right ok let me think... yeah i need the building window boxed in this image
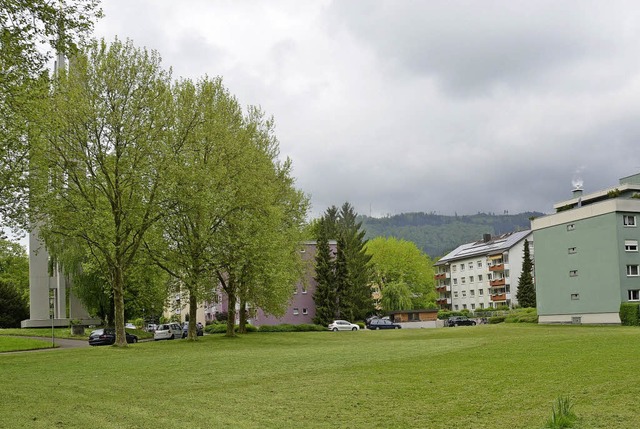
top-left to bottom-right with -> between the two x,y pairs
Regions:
623,215 -> 637,227
301,285 -> 308,294
471,303 -> 476,310
469,262 -> 474,269
452,265 -> 457,272
480,303 -> 484,309
453,278 -> 458,285
461,277 -> 466,284
568,247 -> 577,254
302,308 -> 308,315
569,270 -> 578,277
625,240 -> 638,252
293,308 -> 299,315
470,290 -> 475,297
454,305 -> 459,310
571,293 -> 579,300
629,290 -> 640,301
567,224 -> 575,231
479,289 -> 483,296
460,263 -> 465,271
627,265 -> 640,277
478,274 -> 483,282
477,260 -> 483,268
462,304 -> 467,309
469,276 -> 474,283
453,291 -> 459,298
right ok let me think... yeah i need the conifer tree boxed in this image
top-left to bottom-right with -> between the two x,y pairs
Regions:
312,218 -> 336,325
516,239 -> 536,308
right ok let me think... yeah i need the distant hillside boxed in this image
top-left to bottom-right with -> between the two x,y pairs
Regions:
360,211 -> 543,259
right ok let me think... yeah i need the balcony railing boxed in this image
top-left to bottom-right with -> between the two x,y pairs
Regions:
434,272 -> 450,280
488,263 -> 508,272
489,278 -> 506,287
436,284 -> 451,292
436,297 -> 452,305
491,293 -> 507,302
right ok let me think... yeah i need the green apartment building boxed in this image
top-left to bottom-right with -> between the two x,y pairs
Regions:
532,173 -> 640,324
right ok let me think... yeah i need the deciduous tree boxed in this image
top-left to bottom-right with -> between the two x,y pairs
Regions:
30,39 -> 172,346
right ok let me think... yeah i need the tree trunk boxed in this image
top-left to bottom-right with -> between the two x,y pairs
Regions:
226,291 -> 236,337
188,291 -> 198,340
113,264 -> 127,347
238,298 -> 247,334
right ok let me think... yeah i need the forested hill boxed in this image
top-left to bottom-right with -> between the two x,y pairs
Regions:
359,211 -> 544,259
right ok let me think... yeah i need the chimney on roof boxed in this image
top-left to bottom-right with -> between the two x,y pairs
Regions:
572,188 -> 583,198
483,233 -> 492,243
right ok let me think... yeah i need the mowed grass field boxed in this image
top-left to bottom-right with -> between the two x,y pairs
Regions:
1,324 -> 639,429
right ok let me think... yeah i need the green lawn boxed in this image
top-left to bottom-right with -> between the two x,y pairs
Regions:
0,336 -> 54,353
0,327 -> 153,341
0,324 -> 638,428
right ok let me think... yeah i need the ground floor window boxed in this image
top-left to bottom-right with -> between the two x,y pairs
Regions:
627,265 -> 639,276
629,290 -> 640,301
293,308 -> 299,315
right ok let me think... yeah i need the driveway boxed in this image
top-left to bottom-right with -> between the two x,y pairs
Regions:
0,336 -> 90,355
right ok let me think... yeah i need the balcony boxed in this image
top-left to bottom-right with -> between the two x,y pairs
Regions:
436,284 -> 451,292
434,272 -> 450,280
489,263 -> 508,272
491,293 -> 508,302
489,278 -> 506,287
436,297 -> 452,305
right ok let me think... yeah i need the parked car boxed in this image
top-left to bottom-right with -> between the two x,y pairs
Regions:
328,320 -> 359,331
366,318 -> 402,330
88,328 -> 138,346
145,323 -> 157,332
154,323 -> 183,340
446,316 -> 477,327
125,323 -> 136,330
181,322 -> 204,338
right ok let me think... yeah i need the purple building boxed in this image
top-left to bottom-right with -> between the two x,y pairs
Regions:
204,241 -> 336,326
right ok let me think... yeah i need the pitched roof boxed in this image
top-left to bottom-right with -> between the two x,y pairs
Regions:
435,230 -> 531,265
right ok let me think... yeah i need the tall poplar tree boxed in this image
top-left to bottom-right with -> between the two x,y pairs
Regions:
516,239 -> 536,308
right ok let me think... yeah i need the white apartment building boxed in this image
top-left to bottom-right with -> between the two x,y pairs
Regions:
434,231 -> 532,312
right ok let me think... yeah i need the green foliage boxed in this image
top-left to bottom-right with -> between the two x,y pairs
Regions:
437,310 -> 464,320
204,323 -> 257,334
0,239 -> 29,302
0,0 -> 102,232
619,303 -> 640,326
0,280 -> 29,328
366,236 -> 436,311
516,239 -> 536,308
545,396 -> 577,428
489,316 -> 506,324
258,324 -> 325,332
313,203 -> 373,325
380,281 -> 413,311
504,308 -> 538,323
360,211 -> 540,258
30,39 -> 173,345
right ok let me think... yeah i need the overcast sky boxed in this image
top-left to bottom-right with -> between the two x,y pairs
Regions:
94,0 -> 640,218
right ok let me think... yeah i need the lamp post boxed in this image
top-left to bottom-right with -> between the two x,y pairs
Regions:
49,287 -> 55,347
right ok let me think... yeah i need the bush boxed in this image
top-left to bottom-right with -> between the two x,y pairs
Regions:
620,303 -> 640,326
204,323 -> 258,334
437,310 -> 464,320
258,324 -> 326,332
504,308 -> 538,323
0,281 -> 29,328
489,316 -> 506,324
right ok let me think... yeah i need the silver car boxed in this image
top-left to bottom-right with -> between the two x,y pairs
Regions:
153,323 -> 182,340
328,320 -> 359,331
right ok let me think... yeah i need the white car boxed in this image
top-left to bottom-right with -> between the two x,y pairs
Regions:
328,320 -> 359,331
154,323 -> 183,340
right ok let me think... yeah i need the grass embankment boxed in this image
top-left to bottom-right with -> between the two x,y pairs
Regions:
0,324 -> 638,429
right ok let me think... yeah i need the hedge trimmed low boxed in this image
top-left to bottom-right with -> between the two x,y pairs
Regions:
620,303 -> 640,326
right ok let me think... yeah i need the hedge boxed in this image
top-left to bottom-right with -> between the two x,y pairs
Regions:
620,303 -> 640,326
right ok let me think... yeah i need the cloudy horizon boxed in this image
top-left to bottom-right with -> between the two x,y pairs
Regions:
88,1 -> 640,219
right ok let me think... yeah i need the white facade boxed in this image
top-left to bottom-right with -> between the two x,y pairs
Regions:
435,231 -> 533,312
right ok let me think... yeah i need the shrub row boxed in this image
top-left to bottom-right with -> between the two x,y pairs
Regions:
204,323 -> 326,334
620,303 -> 640,326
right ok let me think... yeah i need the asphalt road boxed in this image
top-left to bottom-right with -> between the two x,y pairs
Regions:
1,336 -> 90,355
